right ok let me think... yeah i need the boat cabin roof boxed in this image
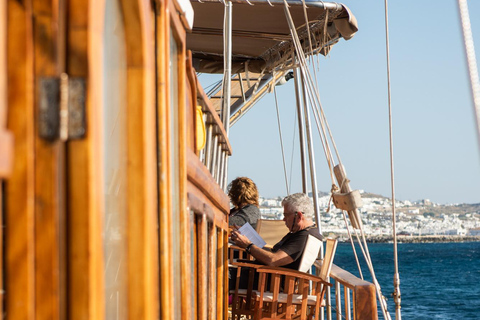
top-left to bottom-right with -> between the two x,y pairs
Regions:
187,0 -> 358,74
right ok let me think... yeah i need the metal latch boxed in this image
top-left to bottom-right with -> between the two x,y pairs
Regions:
39,73 -> 86,141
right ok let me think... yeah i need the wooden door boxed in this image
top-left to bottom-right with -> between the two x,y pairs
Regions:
66,0 -> 159,319
5,0 -> 159,319
6,1 -> 67,319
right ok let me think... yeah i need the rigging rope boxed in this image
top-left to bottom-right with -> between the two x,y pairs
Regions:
289,107 -> 298,190
282,3 -> 337,187
282,2 -> 393,319
273,84 -> 290,195
341,211 -> 363,280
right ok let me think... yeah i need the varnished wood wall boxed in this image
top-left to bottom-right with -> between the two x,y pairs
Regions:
3,0 -> 230,320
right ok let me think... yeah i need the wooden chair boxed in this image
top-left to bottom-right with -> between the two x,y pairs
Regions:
230,235 -> 333,320
253,238 -> 338,320
230,219 -> 288,319
255,219 -> 289,248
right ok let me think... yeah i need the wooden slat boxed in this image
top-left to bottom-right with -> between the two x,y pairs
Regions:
0,132 -> 13,178
193,210 -> 199,320
0,0 -> 3,279
6,1 -> 35,319
175,6 -> 191,320
187,148 -> 230,212
0,0 -> 13,179
344,287 -> 351,320
155,0 -> 174,318
187,181 -> 229,231
0,0 -> 5,129
32,1 -> 65,319
223,230 -> 229,320
186,51 -> 197,153
67,0 -> 104,319
0,184 -> 3,315
197,214 -> 208,320
335,281 -> 341,320
207,223 -> 216,320
120,0 -> 160,319
216,228 -> 224,320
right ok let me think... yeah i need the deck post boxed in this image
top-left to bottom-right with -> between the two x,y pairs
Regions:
222,0 -> 232,136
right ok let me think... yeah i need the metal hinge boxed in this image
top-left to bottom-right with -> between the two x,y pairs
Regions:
38,73 -> 86,141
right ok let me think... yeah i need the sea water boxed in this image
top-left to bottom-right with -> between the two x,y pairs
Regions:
334,242 -> 480,319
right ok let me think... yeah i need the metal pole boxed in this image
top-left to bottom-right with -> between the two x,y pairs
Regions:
300,69 -> 322,236
222,0 -> 233,137
223,152 -> 229,192
293,67 -> 308,194
383,0 -> 400,319
205,124 -> 213,169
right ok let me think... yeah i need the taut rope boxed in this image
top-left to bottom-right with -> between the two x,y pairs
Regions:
273,85 -> 290,195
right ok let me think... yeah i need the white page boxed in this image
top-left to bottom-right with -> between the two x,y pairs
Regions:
238,222 -> 266,248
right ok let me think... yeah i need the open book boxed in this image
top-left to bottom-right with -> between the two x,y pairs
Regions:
238,222 -> 266,248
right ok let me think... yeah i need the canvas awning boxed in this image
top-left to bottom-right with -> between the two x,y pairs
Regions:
187,0 -> 358,74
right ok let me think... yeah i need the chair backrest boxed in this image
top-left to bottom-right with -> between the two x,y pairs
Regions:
319,238 -> 338,281
297,235 -> 322,273
255,219 -> 289,247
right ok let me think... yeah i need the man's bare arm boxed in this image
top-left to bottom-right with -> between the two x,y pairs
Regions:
231,230 -> 293,267
248,244 -> 293,267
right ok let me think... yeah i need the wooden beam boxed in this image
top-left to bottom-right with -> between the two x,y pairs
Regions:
155,0 -> 174,318
67,0 -> 104,319
6,1 -> 35,318
120,0 -> 159,317
31,0 -> 66,318
0,0 -> 13,179
187,148 -> 230,213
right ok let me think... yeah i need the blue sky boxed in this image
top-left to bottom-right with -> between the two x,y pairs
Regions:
200,0 -> 480,204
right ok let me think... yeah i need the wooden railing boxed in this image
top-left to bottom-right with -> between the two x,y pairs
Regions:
186,56 -> 231,320
196,81 -> 232,191
314,262 -> 378,320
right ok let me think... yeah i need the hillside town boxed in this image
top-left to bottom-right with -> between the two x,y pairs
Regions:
259,191 -> 480,240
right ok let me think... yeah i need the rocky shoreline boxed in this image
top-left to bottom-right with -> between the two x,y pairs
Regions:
363,235 -> 480,243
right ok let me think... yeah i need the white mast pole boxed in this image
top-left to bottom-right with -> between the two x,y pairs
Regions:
221,0 -> 232,191
222,0 -> 232,137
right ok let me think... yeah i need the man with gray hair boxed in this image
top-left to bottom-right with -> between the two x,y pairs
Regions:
231,192 -> 322,270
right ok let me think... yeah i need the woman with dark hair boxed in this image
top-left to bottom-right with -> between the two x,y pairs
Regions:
227,177 -> 260,230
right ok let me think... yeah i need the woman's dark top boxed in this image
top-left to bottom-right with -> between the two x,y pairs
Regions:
229,204 -> 260,230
